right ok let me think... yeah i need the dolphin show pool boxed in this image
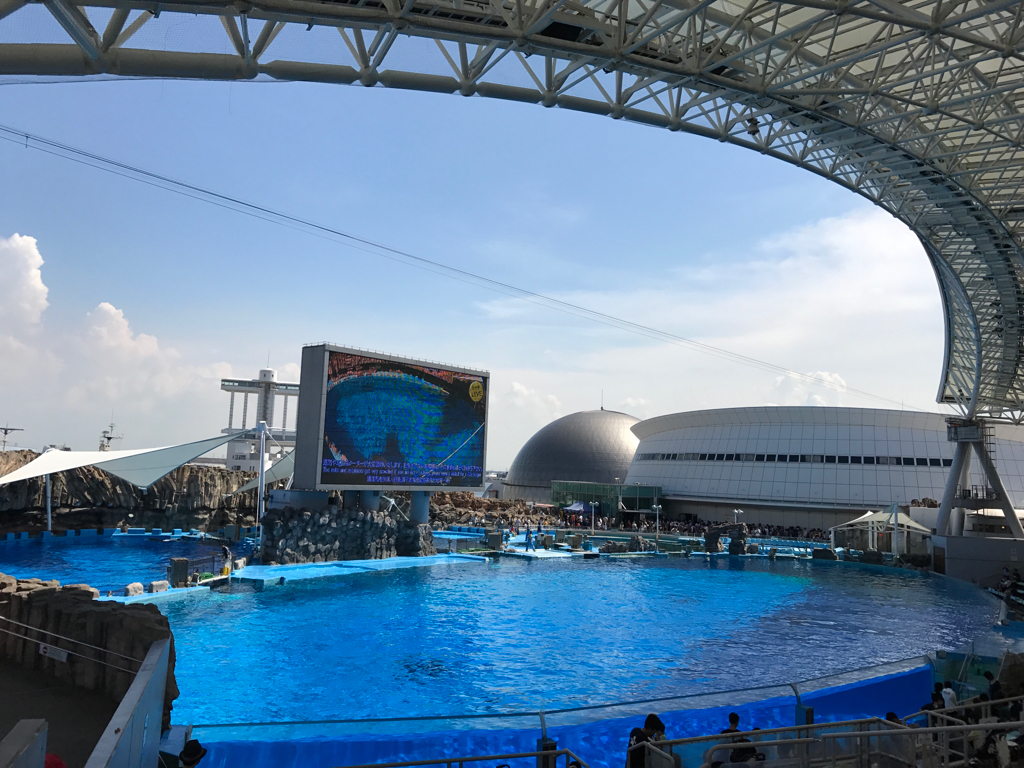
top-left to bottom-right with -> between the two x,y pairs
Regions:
0,540 -> 1008,768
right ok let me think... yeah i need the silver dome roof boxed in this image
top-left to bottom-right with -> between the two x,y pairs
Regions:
504,410 -> 639,495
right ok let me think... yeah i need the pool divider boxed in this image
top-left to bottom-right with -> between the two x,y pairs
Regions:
189,655 -> 934,768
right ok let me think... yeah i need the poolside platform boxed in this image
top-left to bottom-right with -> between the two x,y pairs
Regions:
231,553 -> 488,589
98,585 -> 212,604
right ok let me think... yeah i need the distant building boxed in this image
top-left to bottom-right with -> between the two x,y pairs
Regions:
502,410 -> 639,503
484,470 -> 506,499
624,406 -> 1024,530
221,369 -> 299,472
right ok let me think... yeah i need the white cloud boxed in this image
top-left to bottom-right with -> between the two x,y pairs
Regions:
0,234 -> 48,325
479,208 -> 947,465
768,371 -> 848,407
84,302 -> 161,357
0,234 -> 250,451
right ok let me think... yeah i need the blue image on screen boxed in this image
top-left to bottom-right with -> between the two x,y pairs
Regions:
320,354 -> 485,487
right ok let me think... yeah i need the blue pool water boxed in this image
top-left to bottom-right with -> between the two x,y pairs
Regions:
163,556 -> 998,727
0,537 -> 248,592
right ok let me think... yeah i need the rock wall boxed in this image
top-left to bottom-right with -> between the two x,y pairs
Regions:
261,505 -> 437,564
0,449 -> 283,534
0,573 -> 178,730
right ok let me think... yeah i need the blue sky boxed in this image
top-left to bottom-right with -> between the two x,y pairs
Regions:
0,79 -> 948,466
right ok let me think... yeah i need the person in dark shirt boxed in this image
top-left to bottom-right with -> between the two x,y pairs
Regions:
626,714 -> 666,768
984,671 -> 1004,701
721,712 -> 741,736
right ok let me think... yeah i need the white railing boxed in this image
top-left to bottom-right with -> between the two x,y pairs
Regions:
0,720 -> 47,768
84,638 -> 170,768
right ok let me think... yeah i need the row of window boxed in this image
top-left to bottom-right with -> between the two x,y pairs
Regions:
635,452 -> 953,467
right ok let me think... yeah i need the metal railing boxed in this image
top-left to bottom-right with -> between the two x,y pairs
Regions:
0,615 -> 143,673
631,717 -> 1024,768
333,747 -> 588,768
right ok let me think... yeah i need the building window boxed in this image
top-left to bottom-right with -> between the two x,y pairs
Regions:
800,455 -> 812,462
943,458 -> 952,467
825,455 -> 836,464
930,458 -> 941,467
742,453 -> 755,461
755,454 -> 765,461
716,454 -> 725,460
699,454 -> 708,460
851,456 -> 862,464
838,456 -> 849,464
725,454 -> 735,461
916,458 -> 928,466
766,454 -> 776,461
790,455 -> 800,462
864,456 -> 875,464
903,457 -> 915,466
813,455 -> 825,463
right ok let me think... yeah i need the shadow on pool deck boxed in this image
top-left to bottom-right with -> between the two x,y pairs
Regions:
0,657 -> 118,768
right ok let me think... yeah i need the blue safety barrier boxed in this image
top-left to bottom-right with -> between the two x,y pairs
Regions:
195,661 -> 932,768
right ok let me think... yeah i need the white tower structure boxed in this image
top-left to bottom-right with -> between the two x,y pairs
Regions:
221,369 -> 299,472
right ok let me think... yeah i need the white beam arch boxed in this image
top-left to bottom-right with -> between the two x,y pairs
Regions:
3,0 -> 1024,418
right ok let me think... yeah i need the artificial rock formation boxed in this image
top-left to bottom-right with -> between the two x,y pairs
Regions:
260,505 -> 437,565
0,573 -> 178,730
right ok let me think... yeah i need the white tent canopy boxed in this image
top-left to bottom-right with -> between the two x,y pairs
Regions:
831,505 -> 931,535
0,433 -> 239,489
231,451 -> 294,495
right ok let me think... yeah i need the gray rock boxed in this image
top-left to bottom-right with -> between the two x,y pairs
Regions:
124,582 -> 144,596
147,580 -> 169,593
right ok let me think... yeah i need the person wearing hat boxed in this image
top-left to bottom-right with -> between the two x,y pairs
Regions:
179,740 -> 207,767
626,713 -> 666,768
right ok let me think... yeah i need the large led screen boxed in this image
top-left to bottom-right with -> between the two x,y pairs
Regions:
319,350 -> 487,487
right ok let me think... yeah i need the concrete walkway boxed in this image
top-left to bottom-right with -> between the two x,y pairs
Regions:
0,658 -> 117,768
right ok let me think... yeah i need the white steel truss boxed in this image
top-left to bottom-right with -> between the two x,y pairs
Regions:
4,0 -> 1024,418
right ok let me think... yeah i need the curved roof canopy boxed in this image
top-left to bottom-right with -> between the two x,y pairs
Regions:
5,0 -> 1024,417
0,433 -> 237,488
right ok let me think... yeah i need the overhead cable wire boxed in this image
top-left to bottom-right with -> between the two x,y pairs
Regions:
0,123 -> 922,410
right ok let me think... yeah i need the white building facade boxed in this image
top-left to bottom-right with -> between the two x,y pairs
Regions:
624,407 -> 1024,530
222,369 -> 299,472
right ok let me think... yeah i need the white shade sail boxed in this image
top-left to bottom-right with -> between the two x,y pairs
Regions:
0,434 -> 240,489
230,451 -> 294,495
832,504 -> 931,535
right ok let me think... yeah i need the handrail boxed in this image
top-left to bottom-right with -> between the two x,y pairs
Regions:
628,718 -> 891,751
0,615 -> 142,663
0,625 -> 138,674
703,738 -> 818,758
818,721 -> 1024,738
334,747 -> 589,768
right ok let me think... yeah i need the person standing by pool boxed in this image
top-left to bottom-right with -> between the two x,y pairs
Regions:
942,681 -> 959,709
525,528 -> 534,551
626,713 -> 666,768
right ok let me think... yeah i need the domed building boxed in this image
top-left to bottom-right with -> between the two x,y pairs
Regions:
502,410 -> 640,502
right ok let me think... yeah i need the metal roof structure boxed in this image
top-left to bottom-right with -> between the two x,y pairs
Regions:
4,1 -> 1024,418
